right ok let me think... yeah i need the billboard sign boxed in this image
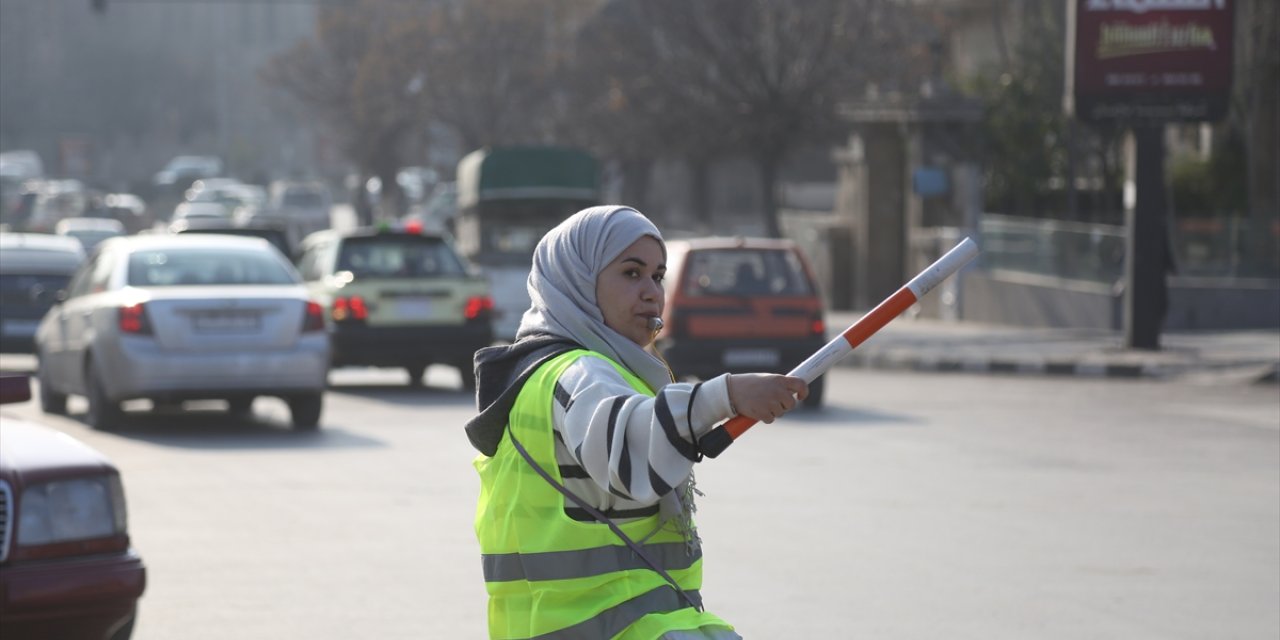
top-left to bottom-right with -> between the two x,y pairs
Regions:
1066,0 -> 1235,123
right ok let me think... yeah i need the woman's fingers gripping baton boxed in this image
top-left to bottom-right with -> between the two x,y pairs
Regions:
726,373 -> 809,424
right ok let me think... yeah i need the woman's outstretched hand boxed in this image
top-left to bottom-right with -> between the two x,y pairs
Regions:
726,373 -> 809,424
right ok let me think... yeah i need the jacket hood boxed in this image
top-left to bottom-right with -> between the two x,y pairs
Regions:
465,334 -> 580,456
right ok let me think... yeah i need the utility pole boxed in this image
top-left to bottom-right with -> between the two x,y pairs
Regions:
1124,126 -> 1170,350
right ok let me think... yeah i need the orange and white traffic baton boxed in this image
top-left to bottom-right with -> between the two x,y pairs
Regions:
698,237 -> 980,458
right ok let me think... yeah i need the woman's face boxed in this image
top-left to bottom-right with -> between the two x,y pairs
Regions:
595,235 -> 666,347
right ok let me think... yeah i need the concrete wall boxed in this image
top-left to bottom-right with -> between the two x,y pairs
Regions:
1166,278 -> 1280,330
959,271 -> 1119,329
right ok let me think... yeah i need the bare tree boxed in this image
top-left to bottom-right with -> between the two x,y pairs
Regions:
264,0 -> 597,221
263,0 -> 911,236
262,0 -> 432,221
563,2 -> 741,227
412,0 -> 597,151
570,0 -> 901,236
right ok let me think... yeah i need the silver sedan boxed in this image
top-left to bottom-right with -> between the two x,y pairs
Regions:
34,234 -> 330,430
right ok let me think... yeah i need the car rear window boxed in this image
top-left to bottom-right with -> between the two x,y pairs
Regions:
337,235 -> 467,280
282,192 -> 326,209
127,249 -> 298,286
682,249 -> 813,297
0,274 -> 71,302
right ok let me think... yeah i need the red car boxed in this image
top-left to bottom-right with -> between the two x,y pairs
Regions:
0,373 -> 146,639
657,237 -> 828,407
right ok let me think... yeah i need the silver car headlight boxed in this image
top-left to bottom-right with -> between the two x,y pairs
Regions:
18,475 -> 127,545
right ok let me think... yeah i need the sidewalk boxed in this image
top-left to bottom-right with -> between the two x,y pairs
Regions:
825,310 -> 1280,383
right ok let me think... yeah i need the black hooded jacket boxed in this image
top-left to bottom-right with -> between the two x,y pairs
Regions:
465,334 -> 582,456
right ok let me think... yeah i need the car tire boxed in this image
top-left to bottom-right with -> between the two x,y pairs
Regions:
405,364 -> 426,387
85,359 -> 123,430
456,361 -> 476,392
37,355 -> 68,415
802,376 -> 824,410
227,396 -> 255,417
288,393 -> 323,430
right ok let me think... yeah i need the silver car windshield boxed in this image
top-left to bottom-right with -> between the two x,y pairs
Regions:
127,249 -> 297,286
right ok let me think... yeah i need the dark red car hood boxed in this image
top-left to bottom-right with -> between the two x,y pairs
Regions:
0,415 -> 116,487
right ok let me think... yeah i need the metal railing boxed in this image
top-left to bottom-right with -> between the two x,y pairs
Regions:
976,214 -> 1280,282
978,214 -> 1126,283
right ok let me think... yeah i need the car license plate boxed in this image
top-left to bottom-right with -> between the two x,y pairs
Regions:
395,297 -> 432,318
193,312 -> 260,332
0,320 -> 39,337
723,348 -> 780,368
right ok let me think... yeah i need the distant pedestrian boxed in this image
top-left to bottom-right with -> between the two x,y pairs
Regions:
466,205 -> 807,639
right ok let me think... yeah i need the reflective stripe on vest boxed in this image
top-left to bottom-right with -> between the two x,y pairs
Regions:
531,587 -> 702,640
474,350 -> 732,639
483,541 -> 702,582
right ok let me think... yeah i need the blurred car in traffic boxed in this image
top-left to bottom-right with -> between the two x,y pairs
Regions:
184,179 -> 266,220
0,150 -> 44,224
182,177 -> 241,200
267,180 -> 332,242
169,201 -> 232,227
34,234 -> 329,430
0,372 -> 147,639
8,179 -> 89,234
296,222 -> 493,388
0,233 -> 86,354
657,236 -> 827,407
402,181 -> 457,236
55,217 -> 126,252
0,149 -> 43,183
151,155 -> 221,191
393,166 -> 439,208
99,193 -> 151,234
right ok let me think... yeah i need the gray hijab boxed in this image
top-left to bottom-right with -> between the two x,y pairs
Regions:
516,205 -> 672,392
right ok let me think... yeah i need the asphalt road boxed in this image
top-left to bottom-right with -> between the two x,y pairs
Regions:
1,361 -> 1276,639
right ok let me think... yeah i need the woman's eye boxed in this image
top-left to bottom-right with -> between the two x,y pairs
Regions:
653,274 -> 665,284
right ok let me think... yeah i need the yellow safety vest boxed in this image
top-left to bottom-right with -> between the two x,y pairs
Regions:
474,349 -> 733,639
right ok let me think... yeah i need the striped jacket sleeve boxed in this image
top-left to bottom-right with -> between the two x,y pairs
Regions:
551,356 -> 736,506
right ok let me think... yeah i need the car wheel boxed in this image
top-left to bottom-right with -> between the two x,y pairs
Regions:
85,359 -> 123,430
802,376 -> 824,410
227,396 -> 255,417
456,361 -> 476,392
37,355 -> 68,415
288,393 -> 323,430
405,364 -> 427,387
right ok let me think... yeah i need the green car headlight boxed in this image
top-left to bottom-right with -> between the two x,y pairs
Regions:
18,475 -> 126,545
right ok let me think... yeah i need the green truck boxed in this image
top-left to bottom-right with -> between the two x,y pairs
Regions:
453,146 -> 600,340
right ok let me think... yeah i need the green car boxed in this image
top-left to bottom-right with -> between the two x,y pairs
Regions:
296,223 -> 494,388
